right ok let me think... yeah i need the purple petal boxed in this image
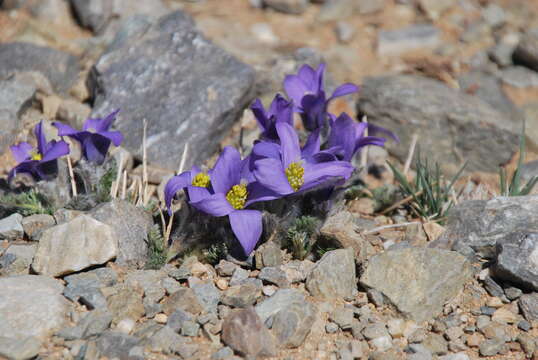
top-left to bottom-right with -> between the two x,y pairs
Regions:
328,113 -> 359,161
99,131 -> 123,146
164,172 -> 191,214
10,142 -> 33,163
187,185 -> 211,204
275,122 -> 301,168
298,64 -> 317,89
229,210 -> 263,256
328,83 -> 359,101
284,74 -> 310,108
253,158 -> 294,195
252,141 -> 281,160
211,146 -> 242,194
98,109 -> 120,132
82,134 -> 111,164
310,150 -> 339,163
35,160 -> 60,181
250,98 -> 268,132
301,92 -> 327,131
191,193 -> 234,217
41,140 -> 70,162
34,120 -> 47,155
301,129 -> 320,159
245,181 -> 282,206
53,122 -> 79,137
355,136 -> 387,153
314,63 -> 326,93
302,160 -> 354,191
367,123 -> 400,143
8,161 -> 38,182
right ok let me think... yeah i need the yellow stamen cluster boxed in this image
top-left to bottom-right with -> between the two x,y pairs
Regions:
30,151 -> 42,161
192,172 -> 210,188
285,162 -> 305,191
226,184 -> 248,210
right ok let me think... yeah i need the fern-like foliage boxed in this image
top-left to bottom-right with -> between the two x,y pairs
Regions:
0,190 -> 54,216
145,224 -> 167,270
285,215 -> 320,260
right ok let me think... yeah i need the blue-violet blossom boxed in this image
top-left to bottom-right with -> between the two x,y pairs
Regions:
250,94 -> 294,141
9,120 -> 70,182
53,109 -> 123,165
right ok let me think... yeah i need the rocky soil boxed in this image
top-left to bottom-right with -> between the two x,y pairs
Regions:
1,0 -> 538,360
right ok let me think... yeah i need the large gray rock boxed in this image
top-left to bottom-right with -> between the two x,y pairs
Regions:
360,248 -> 472,322
306,248 -> 357,300
271,301 -> 316,348
514,29 -> 538,72
32,215 -> 118,277
434,196 -> 538,259
70,0 -> 169,33
255,288 -> 307,323
90,11 -> 255,171
221,307 -> 277,358
89,200 -> 153,268
0,78 -> 36,155
0,336 -> 41,360
0,214 -> 24,241
356,75 -> 522,175
0,43 -> 80,93
0,244 -> 36,276
493,232 -> 538,291
0,275 -> 69,339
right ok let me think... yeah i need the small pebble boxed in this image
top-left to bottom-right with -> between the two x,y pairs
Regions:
517,320 -> 531,332
326,322 -> 339,334
215,278 -> 228,290
154,313 -> 168,324
116,318 -> 135,334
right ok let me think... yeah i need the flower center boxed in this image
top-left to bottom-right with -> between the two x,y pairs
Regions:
226,184 -> 248,210
192,172 -> 210,188
285,162 -> 304,192
30,151 -> 42,161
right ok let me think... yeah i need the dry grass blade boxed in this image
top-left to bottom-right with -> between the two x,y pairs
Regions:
361,221 -> 422,235
403,133 -> 418,176
66,156 -> 77,197
360,115 -> 368,170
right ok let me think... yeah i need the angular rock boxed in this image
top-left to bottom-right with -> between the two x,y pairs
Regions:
501,66 -> 538,88
124,270 -> 167,304
221,307 -> 277,358
70,0 -> 169,33
166,309 -> 193,333
433,196 -> 538,259
518,293 -> 538,321
418,0 -> 454,19
107,285 -> 145,324
493,232 -> 538,291
21,214 -> 55,241
360,248 -> 472,322
0,244 -> 36,276
63,268 -> 117,310
356,75 -> 521,175
264,0 -> 308,14
319,211 -> 368,258
161,287 -> 204,316
0,275 -> 69,339
89,199 -> 153,268
96,331 -> 141,359
306,248 -> 357,300
258,266 -> 290,288
0,336 -> 41,360
0,43 -> 79,93
255,241 -> 282,269
221,283 -> 262,308
90,11 -> 255,171
255,288 -> 306,323
57,309 -> 112,340
32,215 -> 118,277
479,338 -> 505,356
514,29 -> 538,72
357,0 -> 384,14
191,281 -> 221,314
0,78 -> 35,155
0,214 -> 24,241
271,301 -> 316,348
377,24 -> 441,56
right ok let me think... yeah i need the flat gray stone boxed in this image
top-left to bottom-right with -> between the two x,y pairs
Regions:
255,289 -> 306,323
493,232 -> 538,291
519,293 -> 538,321
90,10 -> 255,171
0,214 -> 24,241
124,270 -> 167,304
0,244 -> 36,276
264,0 -> 308,14
0,275 -> 69,339
191,281 -> 221,314
0,336 -> 41,360
221,283 -> 262,308
96,331 -> 142,359
306,248 -> 357,301
89,200 -> 153,268
356,75 -> 522,175
271,301 -> 316,348
32,215 -> 118,277
21,214 -> 55,241
377,24 -> 441,56
360,248 -> 472,322
0,43 -> 79,93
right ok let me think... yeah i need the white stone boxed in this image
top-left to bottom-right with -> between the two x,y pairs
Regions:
371,335 -> 392,352
32,215 -> 118,277
116,318 -> 135,334
0,275 -> 69,340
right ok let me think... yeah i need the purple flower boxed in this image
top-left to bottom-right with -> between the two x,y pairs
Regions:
250,94 -> 294,141
253,122 -> 354,196
283,64 -> 359,131
53,109 -> 123,165
327,113 -> 398,162
164,166 -> 213,215
187,147 -> 278,256
8,120 -> 70,182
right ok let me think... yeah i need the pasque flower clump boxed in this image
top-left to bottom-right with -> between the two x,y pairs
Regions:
166,63 -> 397,257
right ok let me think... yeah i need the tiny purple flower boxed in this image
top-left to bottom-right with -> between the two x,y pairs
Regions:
53,109 -> 123,165
8,120 -> 70,182
327,113 -> 399,162
178,147 -> 278,256
250,94 -> 294,141
253,122 -> 354,197
164,166 -> 213,215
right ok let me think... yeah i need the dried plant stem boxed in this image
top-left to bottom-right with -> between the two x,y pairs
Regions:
142,119 -> 150,206
66,156 -> 77,197
178,142 -> 189,175
121,170 -> 127,200
111,155 -> 124,198
403,133 -> 418,176
361,221 -> 422,235
165,212 -> 174,243
380,188 -> 426,215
